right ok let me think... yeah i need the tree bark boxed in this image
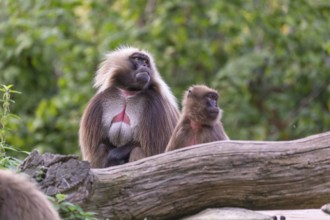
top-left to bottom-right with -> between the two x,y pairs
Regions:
20,132 -> 330,220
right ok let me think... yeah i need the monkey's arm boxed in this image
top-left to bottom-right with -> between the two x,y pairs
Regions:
129,147 -> 146,162
165,123 -> 188,152
79,93 -> 108,168
214,123 -> 230,140
138,90 -> 180,156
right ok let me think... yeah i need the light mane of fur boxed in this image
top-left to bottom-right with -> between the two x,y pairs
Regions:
94,46 -> 178,108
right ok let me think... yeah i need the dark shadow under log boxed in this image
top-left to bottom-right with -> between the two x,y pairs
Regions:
20,132 -> 330,220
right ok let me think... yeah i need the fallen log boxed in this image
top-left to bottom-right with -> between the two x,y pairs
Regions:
20,132 -> 330,219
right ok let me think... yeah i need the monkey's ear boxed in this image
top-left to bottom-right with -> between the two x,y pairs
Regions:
188,89 -> 192,96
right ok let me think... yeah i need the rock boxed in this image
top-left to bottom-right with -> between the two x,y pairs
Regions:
181,207 -> 273,220
321,203 -> 330,215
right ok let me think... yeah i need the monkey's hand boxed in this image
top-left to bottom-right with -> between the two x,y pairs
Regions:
106,142 -> 139,167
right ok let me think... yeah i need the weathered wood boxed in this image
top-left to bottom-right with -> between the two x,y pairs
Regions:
20,151 -> 91,198
20,132 -> 330,220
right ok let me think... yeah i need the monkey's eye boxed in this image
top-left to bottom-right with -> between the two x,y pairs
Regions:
133,57 -> 149,66
143,59 -> 149,65
207,93 -> 218,100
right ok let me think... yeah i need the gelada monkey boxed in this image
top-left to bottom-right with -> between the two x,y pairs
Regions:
166,85 -> 229,152
79,46 -> 179,167
0,170 -> 60,220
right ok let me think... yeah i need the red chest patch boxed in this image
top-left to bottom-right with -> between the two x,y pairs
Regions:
112,103 -> 130,124
186,121 -> 201,146
112,89 -> 136,125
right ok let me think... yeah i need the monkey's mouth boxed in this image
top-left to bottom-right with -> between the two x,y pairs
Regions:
207,108 -> 219,118
136,71 -> 150,85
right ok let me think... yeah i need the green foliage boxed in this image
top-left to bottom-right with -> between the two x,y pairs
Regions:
212,0 -> 330,140
51,194 -> 98,220
0,0 -> 95,155
0,85 -> 94,218
0,85 -> 19,148
0,85 -> 25,168
0,154 -> 22,170
0,0 -> 329,156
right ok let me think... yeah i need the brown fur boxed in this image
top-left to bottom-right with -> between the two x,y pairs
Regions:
0,170 -> 60,220
79,46 -> 179,168
166,85 -> 229,152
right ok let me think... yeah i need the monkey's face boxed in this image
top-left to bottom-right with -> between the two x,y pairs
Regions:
184,86 -> 220,125
204,92 -> 220,120
95,47 -> 174,98
113,52 -> 152,91
194,91 -> 219,121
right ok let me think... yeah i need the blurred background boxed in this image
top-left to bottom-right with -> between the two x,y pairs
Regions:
1,0 -> 329,156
